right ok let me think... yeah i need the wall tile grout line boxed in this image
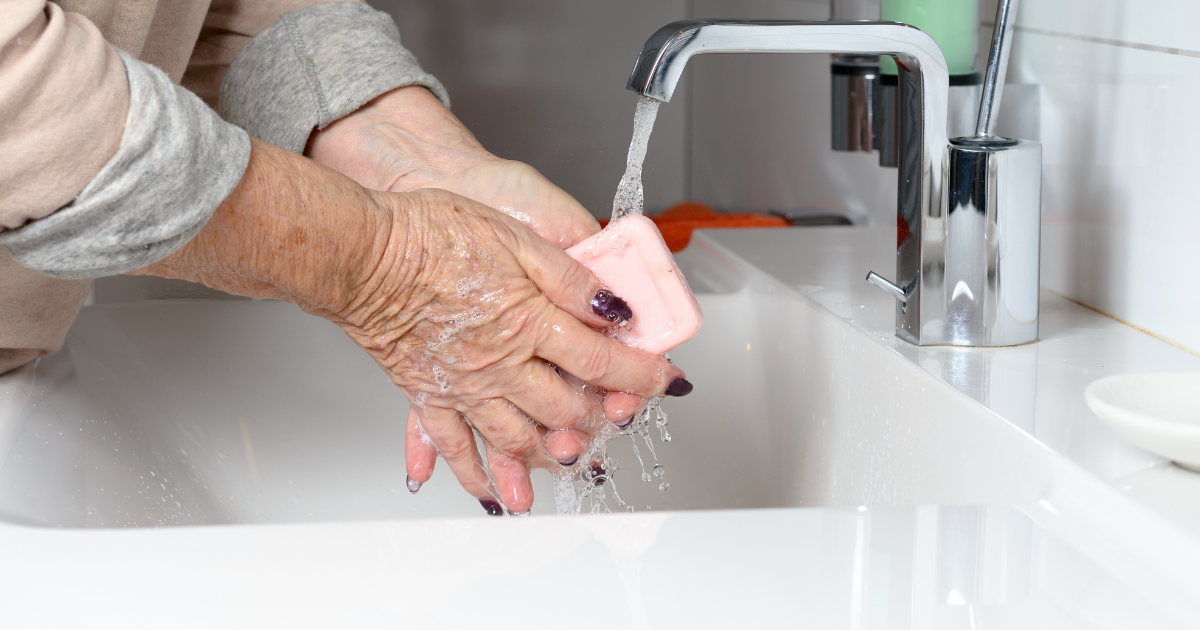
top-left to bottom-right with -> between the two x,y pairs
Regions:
982,21 -> 1200,58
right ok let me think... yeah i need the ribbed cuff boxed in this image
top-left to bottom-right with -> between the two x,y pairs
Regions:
219,1 -> 451,154
0,51 -> 251,280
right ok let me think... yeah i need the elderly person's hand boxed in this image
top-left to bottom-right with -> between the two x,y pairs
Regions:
306,86 -> 598,249
136,140 -> 688,515
304,85 -> 652,505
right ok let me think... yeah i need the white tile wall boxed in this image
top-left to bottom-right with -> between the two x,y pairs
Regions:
1003,0 -> 1200,352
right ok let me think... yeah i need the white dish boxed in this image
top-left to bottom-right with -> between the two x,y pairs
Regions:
1086,373 -> 1200,472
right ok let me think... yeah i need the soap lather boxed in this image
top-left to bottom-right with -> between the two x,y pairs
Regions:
567,214 -> 703,355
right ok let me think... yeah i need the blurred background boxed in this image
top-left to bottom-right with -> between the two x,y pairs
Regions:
371,0 -> 1200,353
97,0 -> 1200,361
375,0 -> 893,223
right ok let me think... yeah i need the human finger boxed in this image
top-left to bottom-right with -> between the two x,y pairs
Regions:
502,223 -> 635,330
484,440 -> 534,515
604,392 -> 645,428
545,429 -> 590,466
501,360 -> 593,432
415,405 -> 501,516
536,309 -> 690,398
405,407 -> 438,493
467,399 -> 554,470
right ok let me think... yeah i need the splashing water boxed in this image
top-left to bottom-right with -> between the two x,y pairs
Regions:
552,396 -> 672,515
611,96 -> 662,222
551,97 -> 673,516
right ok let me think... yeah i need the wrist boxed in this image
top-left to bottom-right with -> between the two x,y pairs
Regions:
305,86 -> 493,192
140,140 -> 410,317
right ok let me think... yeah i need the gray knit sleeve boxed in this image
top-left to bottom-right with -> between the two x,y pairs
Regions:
0,51 -> 251,280
219,2 -> 450,154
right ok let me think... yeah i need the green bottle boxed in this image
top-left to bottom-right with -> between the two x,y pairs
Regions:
880,0 -> 978,78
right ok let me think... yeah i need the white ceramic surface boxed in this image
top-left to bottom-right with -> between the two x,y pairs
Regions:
1085,374 -> 1200,471
0,242 -> 1056,527
5,227 -> 1200,627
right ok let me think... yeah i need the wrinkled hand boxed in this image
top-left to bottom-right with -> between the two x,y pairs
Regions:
307,86 -> 653,508
307,85 -> 600,249
360,189 -> 684,514
141,143 -> 685,515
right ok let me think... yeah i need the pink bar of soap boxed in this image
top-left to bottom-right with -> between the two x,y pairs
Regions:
566,214 -> 703,354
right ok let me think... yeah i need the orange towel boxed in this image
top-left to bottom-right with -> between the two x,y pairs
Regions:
599,202 -> 788,252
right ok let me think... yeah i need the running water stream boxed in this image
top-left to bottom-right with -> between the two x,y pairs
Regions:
552,96 -> 672,515
611,96 -> 662,222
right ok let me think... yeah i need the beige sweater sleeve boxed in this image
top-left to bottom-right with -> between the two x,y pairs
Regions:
0,0 -> 128,230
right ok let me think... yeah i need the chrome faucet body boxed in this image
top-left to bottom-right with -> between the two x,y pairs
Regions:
627,19 -> 1041,346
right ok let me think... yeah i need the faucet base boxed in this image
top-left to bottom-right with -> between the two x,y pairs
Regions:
905,137 -> 1042,347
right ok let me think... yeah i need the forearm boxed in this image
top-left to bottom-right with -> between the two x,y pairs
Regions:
137,140 -> 403,317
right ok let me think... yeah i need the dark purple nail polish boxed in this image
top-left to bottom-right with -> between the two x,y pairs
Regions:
591,289 -> 633,324
665,378 -> 693,397
406,474 -> 422,494
479,499 -> 504,516
557,455 -> 579,467
589,464 -> 607,486
616,416 -> 634,429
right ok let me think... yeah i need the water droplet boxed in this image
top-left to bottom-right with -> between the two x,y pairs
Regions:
627,506 -> 635,512
652,464 -> 665,478
659,482 -> 670,491
641,472 -> 652,483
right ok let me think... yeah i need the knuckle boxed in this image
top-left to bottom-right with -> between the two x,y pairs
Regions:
497,429 -> 540,460
436,436 -> 476,463
579,341 -> 614,383
558,259 -> 594,293
545,403 -> 582,431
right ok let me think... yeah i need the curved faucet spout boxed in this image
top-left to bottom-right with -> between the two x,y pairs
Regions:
626,19 -> 950,344
627,19 -> 946,105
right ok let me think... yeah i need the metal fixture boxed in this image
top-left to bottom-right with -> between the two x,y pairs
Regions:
626,14 -> 1040,346
831,55 -> 879,152
629,20 -> 948,340
871,0 -> 1040,346
829,0 -> 881,153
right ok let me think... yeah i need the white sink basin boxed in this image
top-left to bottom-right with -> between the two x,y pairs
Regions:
0,244 -> 1051,526
2,227 -> 1199,627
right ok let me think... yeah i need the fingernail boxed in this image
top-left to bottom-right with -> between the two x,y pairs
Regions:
616,416 -> 634,429
479,498 -> 504,516
557,455 -> 579,467
665,378 -> 693,397
591,289 -> 633,324
590,464 -> 607,486
510,510 -> 531,518
406,474 -> 422,494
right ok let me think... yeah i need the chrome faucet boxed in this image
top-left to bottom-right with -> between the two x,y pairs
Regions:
627,15 -> 1041,347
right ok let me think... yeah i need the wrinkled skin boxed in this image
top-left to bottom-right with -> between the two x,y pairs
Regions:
139,140 -> 678,516
344,188 -> 680,513
307,86 -> 649,510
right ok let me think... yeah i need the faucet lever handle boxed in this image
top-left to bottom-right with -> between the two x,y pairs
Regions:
866,271 -> 915,304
